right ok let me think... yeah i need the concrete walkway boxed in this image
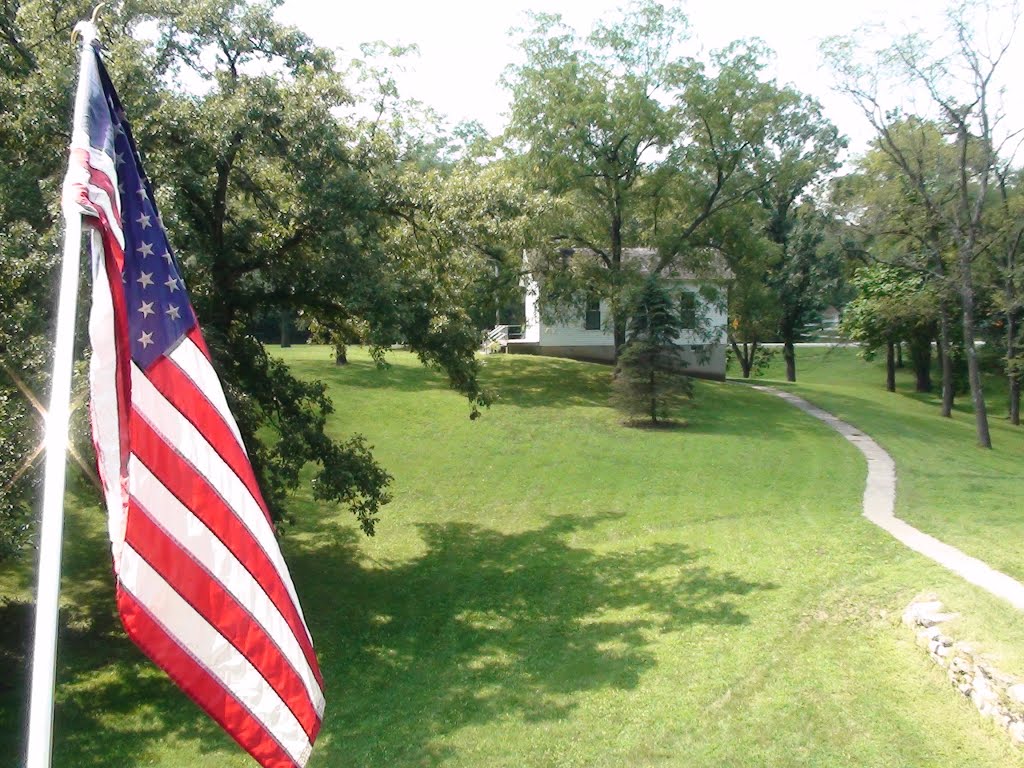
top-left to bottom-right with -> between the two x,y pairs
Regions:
752,385 -> 1024,613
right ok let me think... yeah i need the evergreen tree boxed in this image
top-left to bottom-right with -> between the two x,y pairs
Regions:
611,278 -> 693,425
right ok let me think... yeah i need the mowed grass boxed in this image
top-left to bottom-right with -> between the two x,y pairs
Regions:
743,346 -> 1024,589
1,345 -> 1022,767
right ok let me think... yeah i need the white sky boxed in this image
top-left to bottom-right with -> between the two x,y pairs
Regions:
275,0 -> 1020,162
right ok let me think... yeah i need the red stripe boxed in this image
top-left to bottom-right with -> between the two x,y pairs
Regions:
92,210 -> 132,482
145,355 -> 272,522
116,586 -> 302,768
187,325 -> 213,359
68,148 -> 122,225
125,500 -> 321,737
129,415 -> 323,687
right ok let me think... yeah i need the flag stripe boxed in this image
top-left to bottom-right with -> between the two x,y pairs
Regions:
68,148 -> 123,242
116,557 -> 312,768
73,31 -> 323,767
128,414 -> 322,683
127,458 -> 324,718
168,334 -> 244,446
129,362 -> 288,589
86,164 -> 121,232
88,228 -> 128,557
123,501 -> 323,738
145,354 -> 267,520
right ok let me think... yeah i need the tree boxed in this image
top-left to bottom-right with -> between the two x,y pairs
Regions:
0,0 -> 499,549
711,203 -> 779,379
754,92 -> 846,381
503,2 -> 686,353
823,0 -> 1022,447
990,165 -> 1024,424
753,203 -> 846,381
831,127 -> 964,414
611,277 -> 692,424
842,265 -> 939,393
504,4 -> 790,359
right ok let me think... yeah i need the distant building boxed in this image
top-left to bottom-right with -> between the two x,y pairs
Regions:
500,248 -> 732,380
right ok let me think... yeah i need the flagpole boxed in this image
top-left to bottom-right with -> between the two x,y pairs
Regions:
24,37 -> 89,768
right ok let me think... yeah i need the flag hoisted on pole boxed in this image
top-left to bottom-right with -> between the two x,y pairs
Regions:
54,20 -> 325,768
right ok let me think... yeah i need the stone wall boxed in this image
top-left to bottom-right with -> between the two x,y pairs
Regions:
904,597 -> 1024,745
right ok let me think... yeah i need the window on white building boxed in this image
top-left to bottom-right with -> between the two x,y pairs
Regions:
584,296 -> 601,330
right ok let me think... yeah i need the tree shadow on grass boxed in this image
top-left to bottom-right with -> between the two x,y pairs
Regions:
301,353 -> 616,410
1,505 -> 773,768
289,357 -> 452,396
478,356 -> 613,409
678,382 -> 811,440
288,512 -> 775,767
0,488 -> 231,768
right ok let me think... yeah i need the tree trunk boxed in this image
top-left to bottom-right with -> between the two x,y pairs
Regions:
611,193 -> 624,362
649,366 -> 657,424
960,264 -> 992,448
783,339 -> 796,382
939,308 -> 954,417
280,315 -> 291,348
1011,373 -> 1021,426
885,341 -> 896,392
910,337 -> 932,393
730,339 -> 755,379
335,343 -> 348,366
896,342 -> 904,368
1008,313 -> 1020,425
996,172 -> 1020,426
614,319 -> 627,362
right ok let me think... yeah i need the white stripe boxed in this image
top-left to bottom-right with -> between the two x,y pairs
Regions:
85,148 -> 125,249
65,148 -> 125,250
129,457 -> 324,713
167,337 -> 245,448
156,341 -> 313,643
88,228 -> 128,569
118,546 -> 314,765
128,363 -> 306,617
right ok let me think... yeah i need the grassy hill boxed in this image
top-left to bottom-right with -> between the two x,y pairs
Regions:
1,346 -> 1022,767
743,345 -> 1024,589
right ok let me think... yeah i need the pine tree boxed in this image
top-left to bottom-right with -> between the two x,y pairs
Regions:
611,278 -> 693,425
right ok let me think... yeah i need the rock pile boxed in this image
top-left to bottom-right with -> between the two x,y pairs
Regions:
903,597 -> 1024,745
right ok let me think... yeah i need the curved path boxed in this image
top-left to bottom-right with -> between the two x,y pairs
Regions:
752,385 -> 1024,613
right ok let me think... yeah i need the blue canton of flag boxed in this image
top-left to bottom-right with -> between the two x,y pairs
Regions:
100,76 -> 196,368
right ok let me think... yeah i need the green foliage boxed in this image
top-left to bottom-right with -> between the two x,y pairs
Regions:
0,0 -> 92,556
841,264 -> 938,356
506,3 -> 842,358
771,206 -> 847,342
0,0 -> 525,546
822,1 -> 1022,444
611,278 -> 693,423
504,1 -> 688,344
726,342 -> 776,377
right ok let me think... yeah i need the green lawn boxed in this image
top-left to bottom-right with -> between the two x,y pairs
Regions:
1,345 -> 1023,767
742,345 -> 1024,590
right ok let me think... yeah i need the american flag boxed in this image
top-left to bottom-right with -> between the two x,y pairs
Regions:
62,26 -> 324,768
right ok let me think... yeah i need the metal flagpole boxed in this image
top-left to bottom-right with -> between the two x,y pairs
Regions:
24,214 -> 83,768
24,24 -> 91,768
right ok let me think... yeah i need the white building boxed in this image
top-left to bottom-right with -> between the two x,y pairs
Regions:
504,248 -> 732,380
